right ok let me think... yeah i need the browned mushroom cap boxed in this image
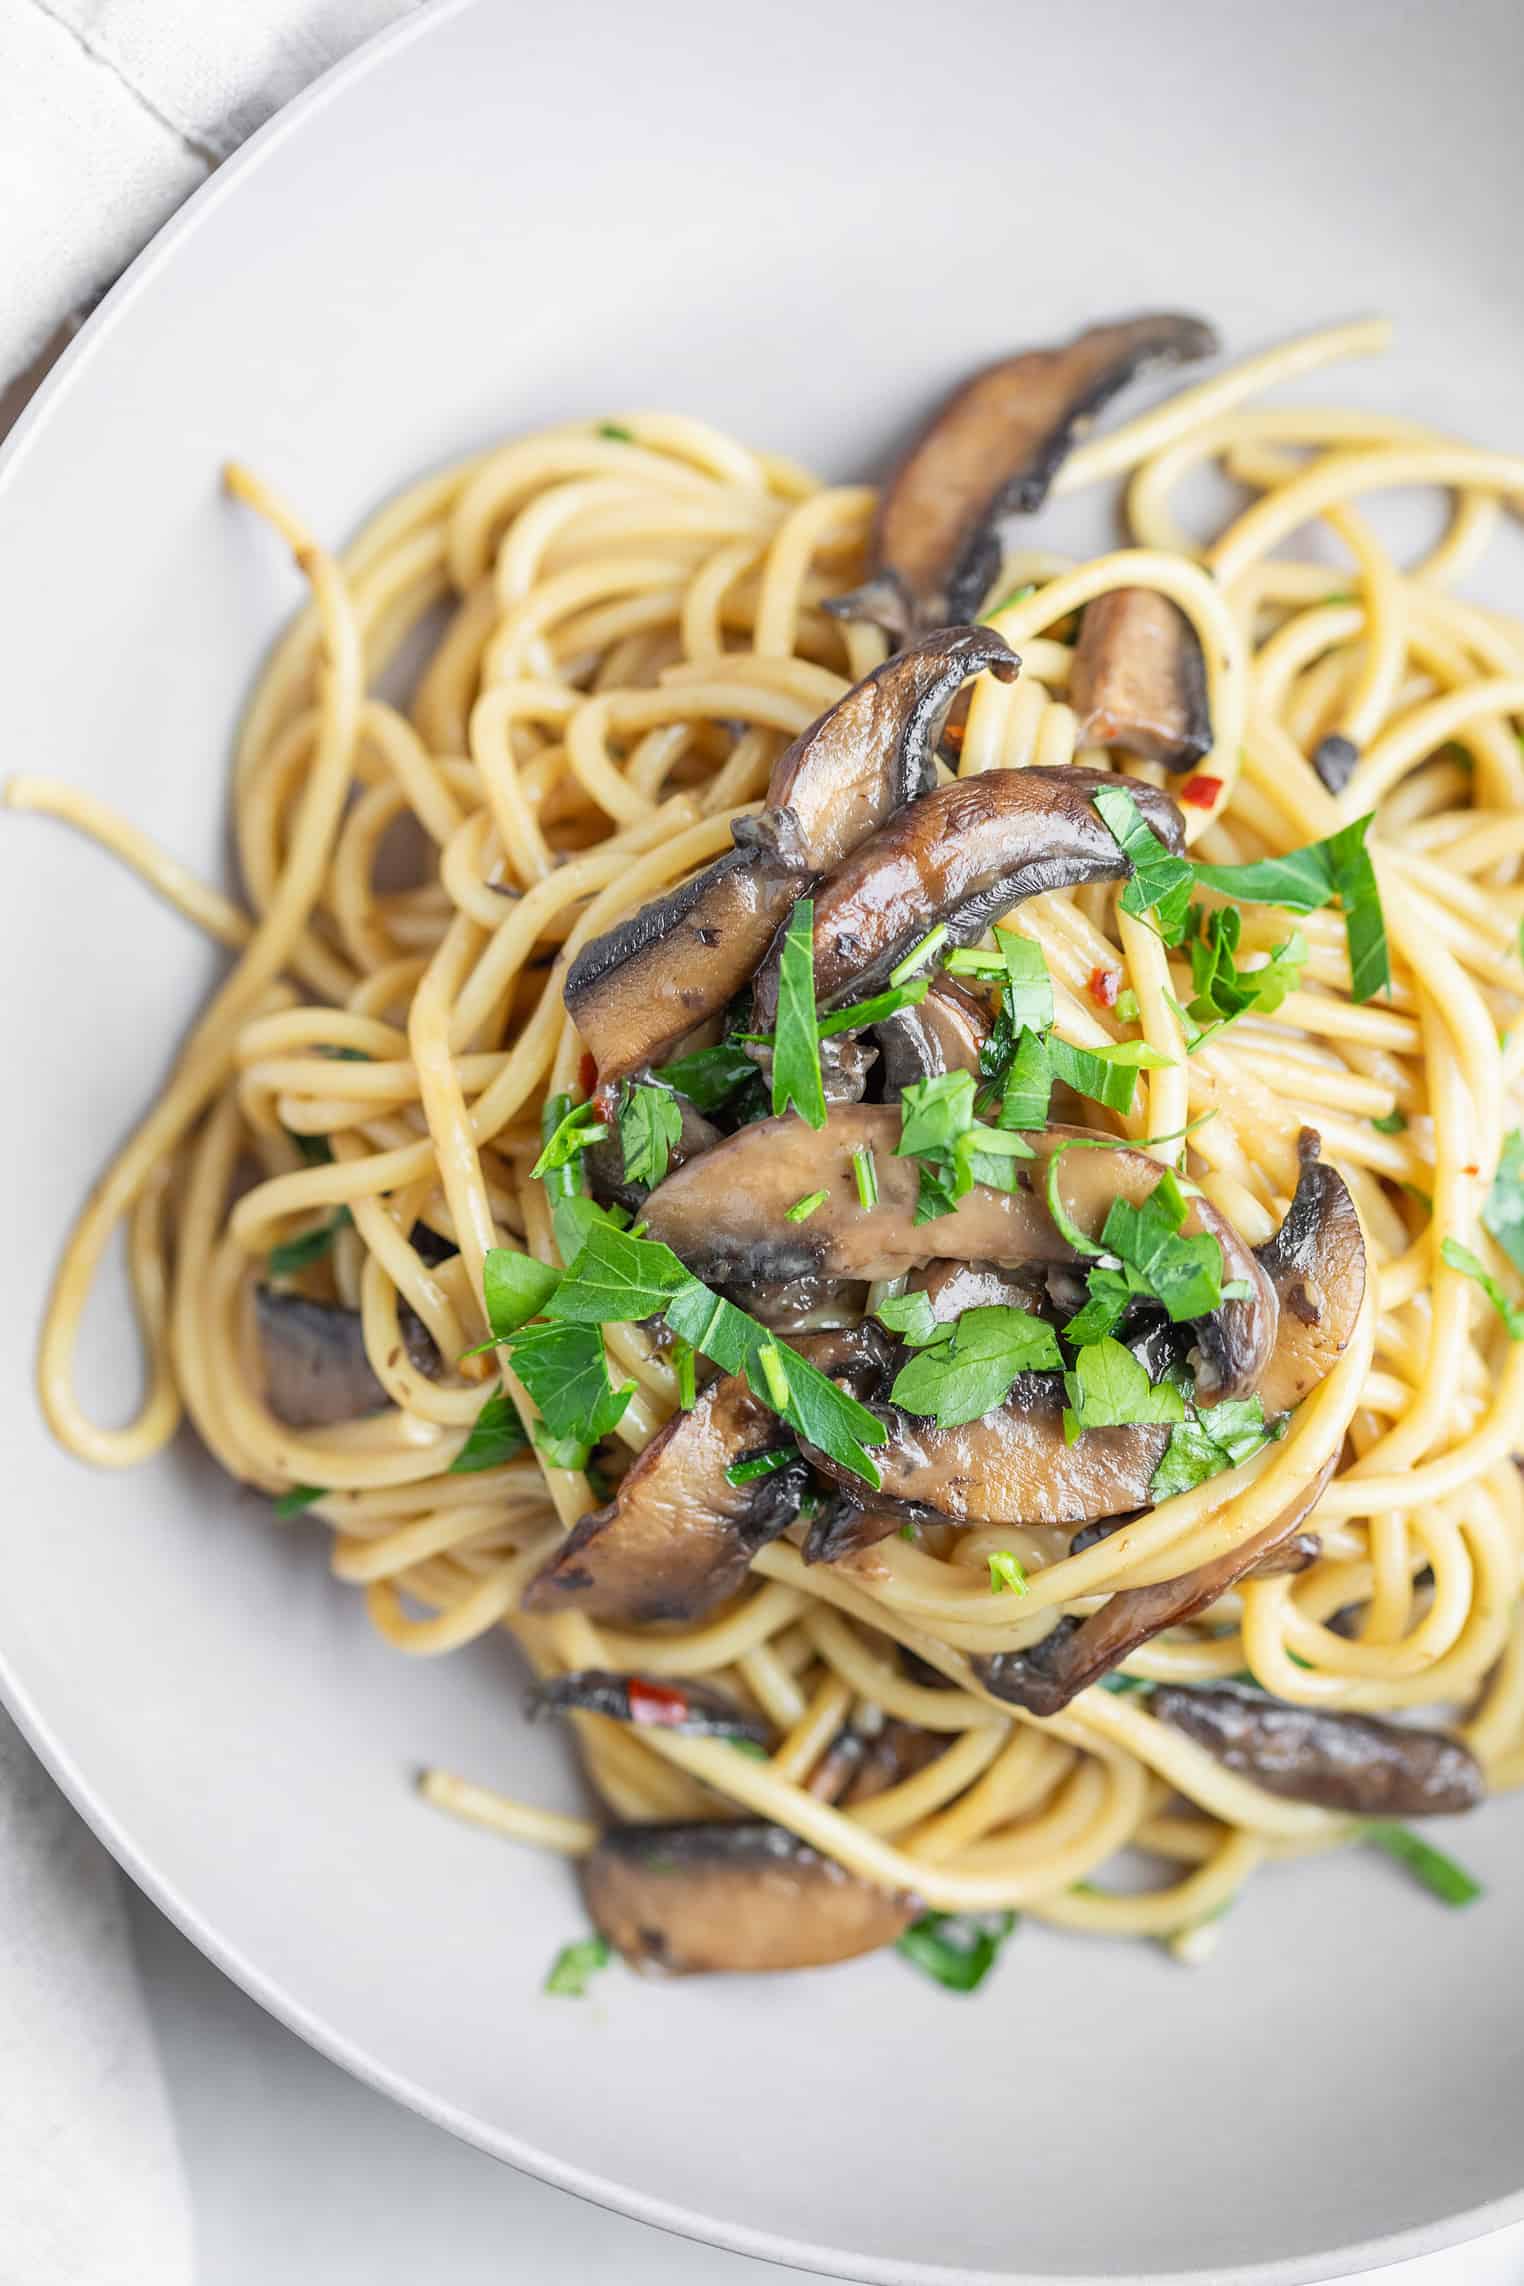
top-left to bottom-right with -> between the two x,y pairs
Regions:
254,1288 -> 437,1429
526,1670 -> 770,1746
805,1718 -> 945,1805
877,975 -> 990,1098
827,314 -> 1219,639
1254,1131 -> 1366,1415
755,768 -> 1186,1021
1069,589 -> 1211,773
562,628 -> 1017,1081
582,1821 -> 916,1974
641,1110 -> 1274,1400
519,1325 -> 887,1624
972,1456 -> 1336,1716
1149,1685 -> 1485,1817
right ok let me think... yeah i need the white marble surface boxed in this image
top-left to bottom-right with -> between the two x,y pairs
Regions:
126,1880 -> 1524,2286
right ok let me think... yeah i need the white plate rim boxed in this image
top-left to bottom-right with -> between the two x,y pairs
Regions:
2,5 -> 1522,2279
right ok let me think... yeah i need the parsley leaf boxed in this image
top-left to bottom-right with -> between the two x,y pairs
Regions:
618,1081 -> 683,1188
267,1209 -> 351,1277
1099,1168 -> 1225,1322
1363,1824 -> 1482,1908
726,1445 -> 800,1486
1150,1395 -> 1282,1501
1370,1107 -> 1408,1136
1092,784 -> 1194,944
652,1038 -> 756,1112
993,1027 -> 1053,1130
545,1934 -> 611,1994
1062,1339 -> 1187,1440
1048,1034 -> 1173,1117
510,1318 -> 636,1444
988,1550 -> 1028,1594
785,1189 -> 827,1223
663,1278 -> 885,1485
817,978 -> 929,1037
896,1909 -> 1018,1992
483,1249 -> 562,1340
532,1098 -> 608,1178
890,1305 -> 1062,1428
1193,813 -> 1389,1003
1184,904 -> 1307,1027
273,1483 -> 327,1518
451,1389 -> 530,1473
897,1070 -> 977,1159
550,1221 -> 692,1322
1441,1238 -> 1524,1337
873,1288 -> 945,1346
995,930 -> 1054,1032
1483,1130 -> 1524,1278
771,899 -> 827,1129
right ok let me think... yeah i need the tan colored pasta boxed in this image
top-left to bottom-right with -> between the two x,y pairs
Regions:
12,322 -> 1524,1953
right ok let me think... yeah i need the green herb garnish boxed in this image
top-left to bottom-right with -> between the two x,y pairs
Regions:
1047,1034 -> 1174,1117
981,581 -> 1036,622
483,1249 -> 562,1338
873,1288 -> 942,1347
889,924 -> 950,988
1364,1823 -> 1482,1907
1150,1395 -> 1282,1501
987,1550 -> 1028,1595
1062,1338 -> 1188,1441
896,1909 -> 1017,1992
771,898 -> 826,1130
852,1144 -> 880,1210
509,1317 -> 636,1444
1483,1130 -> 1524,1277
785,1189 -> 828,1223
889,1305 -> 1061,1429
545,1934 -> 612,1994
817,978 -> 930,1037
725,1445 -> 800,1486
1440,1238 -> 1524,1337
451,1389 -> 531,1473
670,1334 -> 696,1410
266,1208 -> 352,1278
1092,784 -> 1195,944
273,1483 -> 327,1518
597,422 -> 634,443
652,1038 -> 757,1112
532,1097 -> 608,1178
1370,1108 -> 1408,1136
1184,903 -> 1308,1029
618,1080 -> 683,1189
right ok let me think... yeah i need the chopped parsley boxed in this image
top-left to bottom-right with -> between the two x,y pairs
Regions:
597,421 -> 634,443
889,924 -> 949,988
725,1445 -> 800,1486
1370,1107 -> 1408,1136
1092,783 -> 1195,943
817,978 -> 930,1037
545,1934 -> 612,1994
1482,1130 -> 1524,1278
450,1389 -> 531,1473
670,1333 -> 697,1410
896,1909 -> 1017,1992
273,1483 -> 327,1518
770,898 -> 827,1130
1047,1034 -> 1173,1117
617,1080 -> 683,1188
1183,904 -> 1307,1031
266,1208 -> 351,1277
873,1288 -> 942,1347
1061,1338 -> 1187,1441
1045,1148 -> 1228,1335
981,580 -> 1036,622
1150,1394 -> 1282,1501
852,1144 -> 880,1210
509,1318 -> 636,1444
894,1069 -> 1035,1224
651,1038 -> 757,1112
785,1189 -> 828,1223
482,1249 -> 562,1339
1440,1239 -> 1524,1337
987,1550 -> 1028,1595
532,1097 -> 608,1177
1364,1823 -> 1482,1907
889,1303 -> 1062,1428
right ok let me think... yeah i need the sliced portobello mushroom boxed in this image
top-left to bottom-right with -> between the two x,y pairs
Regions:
1310,733 -> 1360,796
562,627 -> 1017,1083
519,1325 -> 887,1625
972,1456 -> 1336,1717
827,313 -> 1218,639
254,1287 -> 438,1429
582,1820 -> 915,1975
1254,1130 -> 1366,1415
806,1718 -> 945,1806
1149,1685 -> 1485,1816
642,1111 -> 1274,1402
877,975 -> 990,1098
527,1669 -> 770,1746
1069,588 -> 1211,772
754,767 -> 1186,1023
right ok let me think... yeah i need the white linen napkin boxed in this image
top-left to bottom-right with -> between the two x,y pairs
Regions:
0,0 -> 421,385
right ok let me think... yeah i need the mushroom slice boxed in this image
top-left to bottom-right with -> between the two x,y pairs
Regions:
1254,1131 -> 1366,1415
1069,589 -> 1211,772
827,313 -> 1218,638
519,1325 -> 887,1625
254,1287 -> 437,1429
808,1378 -> 1169,1537
877,975 -> 990,1097
527,1670 -> 770,1747
1149,1686 -> 1485,1817
755,767 -> 1186,1020
562,627 -> 1017,1081
642,1111 -> 1273,1400
973,1458 -> 1336,1716
582,1821 -> 915,1975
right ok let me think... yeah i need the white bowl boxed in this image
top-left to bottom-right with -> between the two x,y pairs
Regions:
4,3 -> 1524,2278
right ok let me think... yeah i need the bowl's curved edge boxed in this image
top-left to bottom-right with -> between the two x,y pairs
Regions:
2,7 -> 1523,2283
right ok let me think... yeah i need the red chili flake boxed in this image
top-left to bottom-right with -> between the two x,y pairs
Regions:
1180,774 -> 1224,809
578,1050 -> 599,1097
625,1677 -> 691,1728
942,719 -> 966,755
1088,966 -> 1121,1009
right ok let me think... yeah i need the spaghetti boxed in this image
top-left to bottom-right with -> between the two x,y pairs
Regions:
14,317 -> 1524,1976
